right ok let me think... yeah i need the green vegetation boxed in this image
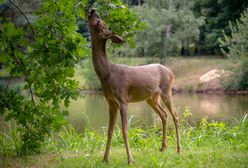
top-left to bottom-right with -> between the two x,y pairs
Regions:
0,0 -> 142,154
115,0 -> 248,56
219,9 -> 248,90
194,0 -> 248,54
116,0 -> 204,58
0,0 -> 248,165
92,0 -> 146,46
1,0 -> 87,154
1,113 -> 248,167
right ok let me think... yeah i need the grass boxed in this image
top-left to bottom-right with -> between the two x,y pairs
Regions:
3,146 -> 248,168
167,56 -> 230,90
55,148 -> 248,168
1,114 -> 248,168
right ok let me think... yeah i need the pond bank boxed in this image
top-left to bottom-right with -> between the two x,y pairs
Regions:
79,88 -> 248,95
172,87 -> 248,95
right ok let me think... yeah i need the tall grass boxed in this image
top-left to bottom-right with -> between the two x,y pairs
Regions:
1,111 -> 248,167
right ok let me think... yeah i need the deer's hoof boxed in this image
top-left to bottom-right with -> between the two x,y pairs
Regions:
177,145 -> 182,154
128,159 -> 135,165
160,144 -> 168,152
160,147 -> 165,152
103,157 -> 109,163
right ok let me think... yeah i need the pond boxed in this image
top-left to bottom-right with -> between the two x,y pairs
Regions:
67,93 -> 248,133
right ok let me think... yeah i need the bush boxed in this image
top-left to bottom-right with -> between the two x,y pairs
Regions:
219,9 -> 248,90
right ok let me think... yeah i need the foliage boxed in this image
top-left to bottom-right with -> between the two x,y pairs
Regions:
193,0 -> 248,54
117,0 -> 248,56
114,0 -> 204,58
122,0 -> 143,6
219,9 -> 248,90
0,0 -> 89,154
91,0 -> 146,46
0,0 -> 144,154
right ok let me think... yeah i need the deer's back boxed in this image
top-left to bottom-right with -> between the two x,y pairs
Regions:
101,63 -> 174,102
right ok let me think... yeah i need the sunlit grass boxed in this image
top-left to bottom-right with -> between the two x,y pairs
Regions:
1,114 -> 247,167
3,145 -> 247,168
56,147 -> 248,168
167,56 -> 230,90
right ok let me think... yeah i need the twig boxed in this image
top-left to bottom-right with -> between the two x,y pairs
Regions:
4,77 -> 12,95
8,0 -> 35,35
9,42 -> 36,107
24,75 -> 36,105
7,0 -> 37,105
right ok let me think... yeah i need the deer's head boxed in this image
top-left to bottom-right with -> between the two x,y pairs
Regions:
88,9 -> 125,44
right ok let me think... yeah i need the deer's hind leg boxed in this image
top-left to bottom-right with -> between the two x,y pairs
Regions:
161,93 -> 181,153
147,95 -> 168,151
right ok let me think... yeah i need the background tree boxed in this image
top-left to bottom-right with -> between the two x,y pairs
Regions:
122,0 -> 143,6
219,9 -> 248,90
194,0 -> 248,54
115,0 -> 204,60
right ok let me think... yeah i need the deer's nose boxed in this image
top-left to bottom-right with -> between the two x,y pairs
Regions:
89,9 -> 96,17
90,9 -> 95,15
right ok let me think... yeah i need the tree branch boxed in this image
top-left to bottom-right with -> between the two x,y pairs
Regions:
4,77 -> 12,95
8,0 -> 35,35
9,42 -> 37,107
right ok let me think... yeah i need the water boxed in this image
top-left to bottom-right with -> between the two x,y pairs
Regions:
67,93 -> 248,132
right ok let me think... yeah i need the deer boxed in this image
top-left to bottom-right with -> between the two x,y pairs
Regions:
87,9 -> 181,164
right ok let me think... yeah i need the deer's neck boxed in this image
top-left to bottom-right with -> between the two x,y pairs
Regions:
91,39 -> 111,80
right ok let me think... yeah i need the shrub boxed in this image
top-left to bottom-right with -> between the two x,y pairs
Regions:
219,9 -> 248,90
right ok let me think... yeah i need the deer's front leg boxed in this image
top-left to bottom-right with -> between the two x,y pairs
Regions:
103,100 -> 118,162
120,103 -> 134,165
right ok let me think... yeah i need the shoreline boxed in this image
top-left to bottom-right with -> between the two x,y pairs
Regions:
79,88 -> 248,95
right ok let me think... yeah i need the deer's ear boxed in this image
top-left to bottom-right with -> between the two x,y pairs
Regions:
111,34 -> 125,44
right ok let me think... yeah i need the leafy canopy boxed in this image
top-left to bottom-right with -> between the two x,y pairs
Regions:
91,0 -> 145,46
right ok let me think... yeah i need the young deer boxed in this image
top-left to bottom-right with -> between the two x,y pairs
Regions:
88,10 -> 181,164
